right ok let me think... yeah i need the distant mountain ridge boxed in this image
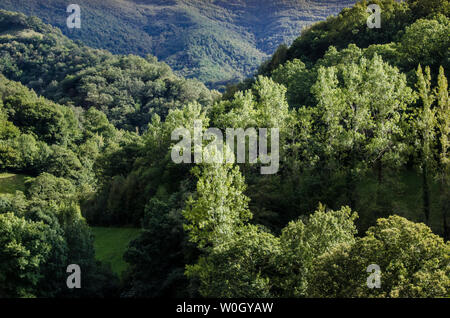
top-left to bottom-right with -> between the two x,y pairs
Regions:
0,0 -> 355,89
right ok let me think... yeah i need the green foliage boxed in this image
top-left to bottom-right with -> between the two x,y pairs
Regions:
259,0 -> 449,90
277,205 -> 358,297
273,0 -> 431,69
183,162 -> 251,249
186,224 -> 281,298
81,108 -> 116,141
398,15 -> 450,72
0,212 -> 52,297
123,192 -> 195,297
26,172 -> 75,202
435,66 -> 450,239
0,62 -> 120,298
271,59 -> 315,108
84,102 -> 207,226
412,65 -> 450,228
186,202 -> 359,298
0,188 -> 120,297
212,76 -> 290,130
312,54 -> 414,172
0,11 -> 215,130
0,1 -> 355,89
1,0 -> 449,299
0,73 -> 126,197
308,215 -> 450,297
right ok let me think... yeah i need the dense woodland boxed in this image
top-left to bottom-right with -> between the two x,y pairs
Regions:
0,0 -> 355,89
0,0 -> 449,298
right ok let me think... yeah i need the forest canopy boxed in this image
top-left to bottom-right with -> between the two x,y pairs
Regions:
0,0 -> 449,298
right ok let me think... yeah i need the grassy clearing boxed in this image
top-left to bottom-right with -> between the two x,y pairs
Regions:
91,227 -> 141,277
0,173 -> 142,276
0,173 -> 27,194
0,27 -> 43,39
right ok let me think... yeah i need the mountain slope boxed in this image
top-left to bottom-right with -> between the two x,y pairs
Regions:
0,10 -> 215,130
0,0 -> 355,89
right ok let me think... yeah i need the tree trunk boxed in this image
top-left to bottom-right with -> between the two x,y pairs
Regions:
377,160 -> 383,184
422,163 -> 431,225
346,169 -> 356,210
444,209 -> 449,241
442,183 -> 450,241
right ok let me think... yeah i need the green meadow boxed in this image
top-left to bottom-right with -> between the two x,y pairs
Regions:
0,173 -> 26,194
91,227 -> 141,276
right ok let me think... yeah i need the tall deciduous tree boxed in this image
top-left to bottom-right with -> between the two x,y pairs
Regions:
312,54 -> 414,208
415,65 -> 436,224
183,161 -> 251,249
435,66 -> 450,239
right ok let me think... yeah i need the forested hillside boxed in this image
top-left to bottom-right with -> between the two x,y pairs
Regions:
0,74 -> 123,297
0,0 -> 355,89
0,0 -> 449,299
0,10 -> 216,130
